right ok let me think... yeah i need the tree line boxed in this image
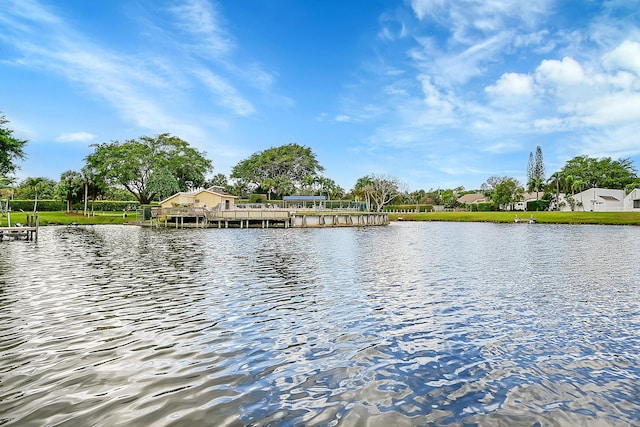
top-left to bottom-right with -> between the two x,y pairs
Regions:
2,113 -> 638,213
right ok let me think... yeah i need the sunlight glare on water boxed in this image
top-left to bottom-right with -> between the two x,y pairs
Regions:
0,223 -> 638,426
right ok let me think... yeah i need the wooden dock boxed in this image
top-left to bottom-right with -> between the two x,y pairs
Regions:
0,212 -> 39,241
0,226 -> 38,241
146,207 -> 389,229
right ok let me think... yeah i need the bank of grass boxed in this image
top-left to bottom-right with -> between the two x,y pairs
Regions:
388,211 -> 640,225
0,211 -> 128,226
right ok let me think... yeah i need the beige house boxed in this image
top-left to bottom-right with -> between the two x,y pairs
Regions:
160,186 -> 236,210
457,193 -> 487,205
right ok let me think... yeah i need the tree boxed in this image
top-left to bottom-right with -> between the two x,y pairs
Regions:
555,155 -> 637,190
80,165 -> 108,214
352,176 -> 373,211
147,167 -> 180,202
494,178 -> 524,210
353,174 -> 405,212
316,177 -> 343,200
526,146 -> 545,199
85,134 -> 212,204
483,176 -> 523,210
231,143 -> 324,199
0,113 -> 28,177
526,152 -> 535,189
15,177 -> 57,200
547,172 -> 563,211
207,173 -> 228,188
56,170 -> 83,212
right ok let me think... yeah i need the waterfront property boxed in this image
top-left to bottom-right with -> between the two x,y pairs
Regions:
150,187 -> 388,228
555,187 -> 640,212
159,186 -> 236,211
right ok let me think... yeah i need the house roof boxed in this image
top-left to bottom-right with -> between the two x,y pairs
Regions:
521,192 -> 543,201
159,188 -> 236,205
457,193 -> 486,204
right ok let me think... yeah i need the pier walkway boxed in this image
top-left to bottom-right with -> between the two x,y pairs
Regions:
146,206 -> 388,229
0,212 -> 39,241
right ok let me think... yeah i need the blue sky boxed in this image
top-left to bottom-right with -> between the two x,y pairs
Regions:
2,0 -> 640,192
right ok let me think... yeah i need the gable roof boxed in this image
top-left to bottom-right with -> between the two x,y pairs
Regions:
159,188 -> 236,205
457,193 -> 486,204
521,192 -> 543,201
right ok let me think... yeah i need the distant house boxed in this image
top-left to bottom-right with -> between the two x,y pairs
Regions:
160,186 -> 236,210
513,192 -> 543,211
557,187 -> 640,212
457,193 -> 487,205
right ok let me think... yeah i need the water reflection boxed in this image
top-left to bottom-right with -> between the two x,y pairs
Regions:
0,223 -> 638,426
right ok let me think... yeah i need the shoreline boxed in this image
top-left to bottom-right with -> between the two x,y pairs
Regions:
387,211 -> 640,226
3,211 -> 640,227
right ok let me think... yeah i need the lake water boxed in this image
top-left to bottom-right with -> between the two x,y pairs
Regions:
1,222 -> 638,426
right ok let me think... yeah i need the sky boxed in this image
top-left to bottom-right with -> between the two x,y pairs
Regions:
1,0 -> 640,192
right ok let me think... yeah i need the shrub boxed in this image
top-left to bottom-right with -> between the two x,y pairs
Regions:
249,194 -> 267,203
81,200 -> 141,212
9,199 -> 66,212
527,200 -> 550,211
7,199 -> 142,212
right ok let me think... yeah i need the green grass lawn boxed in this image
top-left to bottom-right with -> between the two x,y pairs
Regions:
1,211 -> 129,226
388,211 -> 640,225
4,210 -> 640,227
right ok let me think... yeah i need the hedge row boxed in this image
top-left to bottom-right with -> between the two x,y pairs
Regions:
468,202 -> 496,212
8,200 -> 66,212
7,199 -> 141,212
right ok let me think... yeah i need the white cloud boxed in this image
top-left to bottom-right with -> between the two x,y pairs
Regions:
485,72 -> 535,97
194,69 -> 255,116
417,74 -> 454,115
55,132 -> 97,142
533,117 -> 569,132
569,92 -> 640,126
535,56 -> 585,86
169,0 -> 233,57
603,40 -> 640,76
335,115 -> 352,122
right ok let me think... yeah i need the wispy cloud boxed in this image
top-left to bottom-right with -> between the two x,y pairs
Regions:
193,68 -> 255,116
55,132 -> 97,143
333,0 -> 640,188
1,0 -> 274,140
168,0 -> 234,58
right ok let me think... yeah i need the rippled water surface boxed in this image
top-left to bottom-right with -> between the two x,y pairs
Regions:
1,222 -> 639,426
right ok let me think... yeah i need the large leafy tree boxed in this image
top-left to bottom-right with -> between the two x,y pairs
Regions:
555,155 -> 637,190
15,177 -> 57,199
353,174 -> 405,212
230,143 -> 324,199
85,134 -> 213,204
56,170 -> 83,212
0,113 -> 28,177
482,176 -> 523,210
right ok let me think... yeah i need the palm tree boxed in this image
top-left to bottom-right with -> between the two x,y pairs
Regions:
547,172 -> 564,211
527,177 -> 544,200
572,179 -> 586,211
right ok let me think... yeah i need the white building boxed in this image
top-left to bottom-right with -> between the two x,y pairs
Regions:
557,188 -> 640,212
